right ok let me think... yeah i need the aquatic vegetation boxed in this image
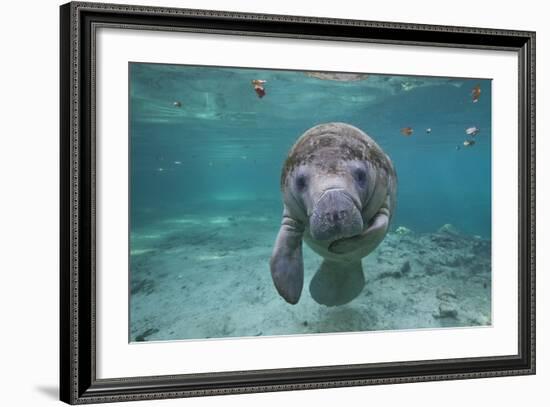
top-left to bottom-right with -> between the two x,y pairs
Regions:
251,79 -> 267,98
400,127 -> 413,136
471,84 -> 482,103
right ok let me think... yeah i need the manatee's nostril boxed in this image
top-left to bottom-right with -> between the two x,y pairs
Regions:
310,188 -> 365,241
327,210 -> 348,222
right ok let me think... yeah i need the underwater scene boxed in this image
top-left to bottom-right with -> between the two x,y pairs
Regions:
129,63 -> 491,342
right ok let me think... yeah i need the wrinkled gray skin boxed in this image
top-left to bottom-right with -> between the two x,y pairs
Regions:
270,123 -> 397,306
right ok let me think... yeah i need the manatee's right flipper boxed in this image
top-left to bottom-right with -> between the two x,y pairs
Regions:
329,207 -> 389,255
309,259 -> 365,306
270,214 -> 304,304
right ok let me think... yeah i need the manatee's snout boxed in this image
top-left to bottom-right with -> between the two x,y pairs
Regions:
309,189 -> 363,241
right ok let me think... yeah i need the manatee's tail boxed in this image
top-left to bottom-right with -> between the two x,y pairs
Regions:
309,259 -> 365,306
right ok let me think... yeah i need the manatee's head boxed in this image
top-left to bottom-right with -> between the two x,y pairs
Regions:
282,123 -> 385,243
301,166 -> 365,241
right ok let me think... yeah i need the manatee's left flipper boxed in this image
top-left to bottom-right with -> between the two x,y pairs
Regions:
309,259 -> 365,306
329,207 -> 390,255
270,213 -> 305,304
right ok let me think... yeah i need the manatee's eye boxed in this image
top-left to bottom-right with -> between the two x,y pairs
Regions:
353,168 -> 367,187
295,174 -> 308,191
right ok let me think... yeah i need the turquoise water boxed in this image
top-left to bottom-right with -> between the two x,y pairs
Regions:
129,63 -> 492,342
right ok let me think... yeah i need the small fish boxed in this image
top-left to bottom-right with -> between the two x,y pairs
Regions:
174,161 -> 182,165
471,84 -> 481,103
173,101 -> 182,108
252,79 -> 266,98
241,155 -> 247,160
400,127 -> 414,136
157,167 -> 165,172
465,126 -> 479,136
456,145 -> 461,151
208,161 -> 213,167
463,140 -> 476,147
426,128 -> 432,134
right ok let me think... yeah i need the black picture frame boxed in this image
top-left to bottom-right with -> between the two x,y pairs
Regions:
60,1 -> 536,404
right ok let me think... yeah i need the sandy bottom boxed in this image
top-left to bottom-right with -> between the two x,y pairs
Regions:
130,204 -> 491,342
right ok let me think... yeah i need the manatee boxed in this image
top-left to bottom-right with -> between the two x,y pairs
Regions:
270,123 -> 397,306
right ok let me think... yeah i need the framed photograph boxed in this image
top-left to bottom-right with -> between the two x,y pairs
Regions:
60,1 -> 535,404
